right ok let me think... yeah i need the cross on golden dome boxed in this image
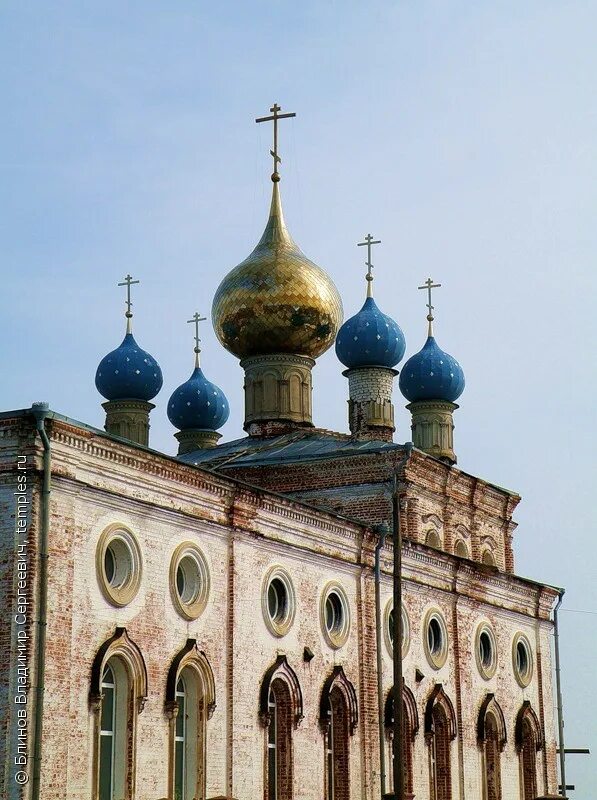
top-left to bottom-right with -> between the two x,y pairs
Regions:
118,273 -> 139,333
357,234 -> 381,297
255,103 -> 296,182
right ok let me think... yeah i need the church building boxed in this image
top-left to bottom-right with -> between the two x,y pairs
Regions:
0,106 -> 562,800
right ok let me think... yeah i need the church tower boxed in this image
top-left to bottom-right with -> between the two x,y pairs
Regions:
95,274 -> 163,446
211,104 -> 343,436
167,312 -> 230,453
335,235 -> 406,441
399,278 -> 465,463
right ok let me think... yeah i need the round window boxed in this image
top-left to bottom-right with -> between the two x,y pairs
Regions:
170,543 -> 210,620
96,526 -> 142,607
423,609 -> 448,669
513,633 -> 533,687
384,601 -> 410,658
321,583 -> 350,649
262,567 -> 295,637
176,554 -> 203,606
475,623 -> 497,679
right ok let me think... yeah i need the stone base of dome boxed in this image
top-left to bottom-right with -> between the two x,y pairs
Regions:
175,429 -> 222,454
407,399 -> 458,464
102,399 -> 155,446
240,353 -> 315,434
344,366 -> 397,441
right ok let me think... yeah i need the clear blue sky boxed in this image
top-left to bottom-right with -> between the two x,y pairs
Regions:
1,2 -> 595,794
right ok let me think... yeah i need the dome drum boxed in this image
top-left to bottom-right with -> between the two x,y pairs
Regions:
241,353 -> 315,433
345,365 -> 397,441
175,429 -> 222,454
407,399 -> 459,465
102,399 -> 155,447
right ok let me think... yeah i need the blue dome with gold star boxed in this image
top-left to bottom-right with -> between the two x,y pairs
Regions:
399,335 -> 465,403
168,367 -> 229,432
335,296 -> 406,369
95,333 -> 163,401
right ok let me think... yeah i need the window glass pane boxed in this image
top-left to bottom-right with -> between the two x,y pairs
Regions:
175,740 -> 184,800
268,688 -> 277,798
176,564 -> 185,597
268,581 -> 279,620
99,732 -> 113,800
100,683 -> 114,733
104,547 -> 115,584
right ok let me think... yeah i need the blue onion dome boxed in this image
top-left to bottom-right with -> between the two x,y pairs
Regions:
335,296 -> 406,369
167,366 -> 229,432
95,333 -> 163,401
399,335 -> 465,403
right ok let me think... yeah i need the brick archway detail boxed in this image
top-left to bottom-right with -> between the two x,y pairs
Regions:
515,701 -> 543,752
319,665 -> 358,734
259,654 -> 304,727
424,684 -> 457,741
477,693 -> 507,750
89,627 -> 148,713
384,683 -> 419,738
165,638 -> 216,719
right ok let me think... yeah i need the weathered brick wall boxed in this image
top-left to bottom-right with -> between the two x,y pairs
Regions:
0,415 -> 558,800
222,446 -> 520,575
0,417 -> 39,800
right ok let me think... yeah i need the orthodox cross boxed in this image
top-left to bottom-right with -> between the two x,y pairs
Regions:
118,274 -> 139,333
418,277 -> 441,335
255,103 -> 296,181
357,234 -> 381,297
188,312 -> 207,367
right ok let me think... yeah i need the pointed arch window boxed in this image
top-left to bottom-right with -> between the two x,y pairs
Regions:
425,685 -> 457,800
166,640 -> 216,800
259,655 -> 303,800
515,702 -> 543,800
477,694 -> 507,800
320,666 -> 358,800
90,628 -> 148,800
384,683 -> 419,795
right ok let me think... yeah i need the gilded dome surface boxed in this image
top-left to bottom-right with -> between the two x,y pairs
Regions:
212,183 -> 343,359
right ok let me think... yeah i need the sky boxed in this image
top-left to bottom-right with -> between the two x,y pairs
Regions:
1,1 -> 595,794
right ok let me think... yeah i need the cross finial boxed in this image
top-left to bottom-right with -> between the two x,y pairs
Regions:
118,274 -> 140,334
187,312 -> 207,368
418,277 -> 442,336
255,103 -> 296,183
357,234 -> 382,297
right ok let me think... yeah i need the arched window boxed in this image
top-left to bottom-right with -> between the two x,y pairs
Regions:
426,530 -> 442,549
166,640 -> 216,800
482,549 -> 496,567
384,684 -> 419,795
477,695 -> 507,800
454,539 -> 469,559
425,685 -> 457,800
320,667 -> 358,800
90,628 -> 147,800
515,702 -> 543,800
259,655 -> 303,800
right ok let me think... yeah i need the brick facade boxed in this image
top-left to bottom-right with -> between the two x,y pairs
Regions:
0,412 -> 559,799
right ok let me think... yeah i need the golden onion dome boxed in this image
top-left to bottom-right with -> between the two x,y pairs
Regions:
212,182 -> 343,360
